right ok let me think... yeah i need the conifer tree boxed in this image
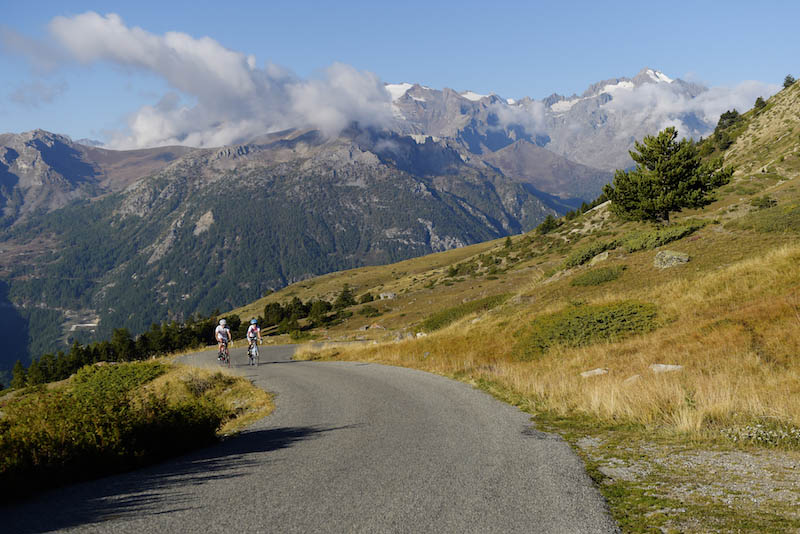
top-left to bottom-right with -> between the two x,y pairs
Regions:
603,127 -> 732,224
10,360 -> 27,389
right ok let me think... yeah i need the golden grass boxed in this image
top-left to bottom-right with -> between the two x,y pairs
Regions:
297,242 -> 800,437
147,364 -> 274,435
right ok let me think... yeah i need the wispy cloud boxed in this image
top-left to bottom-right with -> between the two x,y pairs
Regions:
9,80 -> 67,108
28,12 -> 392,148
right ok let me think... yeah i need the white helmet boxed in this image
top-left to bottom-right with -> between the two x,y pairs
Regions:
219,319 -> 227,326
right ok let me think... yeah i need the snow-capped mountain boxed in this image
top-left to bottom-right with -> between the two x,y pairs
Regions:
382,68 -> 728,171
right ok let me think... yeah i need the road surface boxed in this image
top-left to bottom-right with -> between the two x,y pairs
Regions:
6,344 -> 618,533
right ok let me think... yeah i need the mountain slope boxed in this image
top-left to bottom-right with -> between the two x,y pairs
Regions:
0,130 -> 192,225
480,139 -> 612,200
0,127 -> 558,371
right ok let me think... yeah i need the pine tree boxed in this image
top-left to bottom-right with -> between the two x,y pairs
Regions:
754,96 -> 766,110
536,214 -> 559,234
784,75 -> 796,89
603,127 -> 732,224
26,360 -> 45,386
333,284 -> 356,309
10,360 -> 27,389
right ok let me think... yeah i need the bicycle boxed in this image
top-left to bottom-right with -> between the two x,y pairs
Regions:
218,340 -> 231,368
247,338 -> 260,366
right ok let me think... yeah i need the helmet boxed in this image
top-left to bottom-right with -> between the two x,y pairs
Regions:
219,319 -> 227,326
250,319 -> 258,324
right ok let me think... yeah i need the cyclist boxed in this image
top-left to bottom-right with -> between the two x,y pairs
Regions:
215,319 -> 232,360
246,318 -> 262,352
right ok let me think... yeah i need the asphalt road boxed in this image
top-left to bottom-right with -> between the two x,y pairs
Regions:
6,345 -> 619,533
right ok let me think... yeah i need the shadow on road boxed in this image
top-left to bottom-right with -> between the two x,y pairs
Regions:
7,425 -> 343,534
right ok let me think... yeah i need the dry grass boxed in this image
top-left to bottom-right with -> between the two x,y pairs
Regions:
297,243 -> 800,438
147,363 -> 274,435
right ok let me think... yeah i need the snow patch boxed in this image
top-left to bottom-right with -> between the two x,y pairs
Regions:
551,99 -> 579,112
603,80 -> 635,94
385,83 -> 413,101
646,69 -> 673,84
460,91 -> 488,101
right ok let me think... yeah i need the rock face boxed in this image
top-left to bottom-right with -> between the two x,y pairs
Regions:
654,250 -> 690,269
0,130 -> 191,224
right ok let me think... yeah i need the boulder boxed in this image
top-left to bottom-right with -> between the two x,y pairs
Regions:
649,363 -> 683,373
654,250 -> 689,269
580,368 -> 609,378
589,251 -> 610,265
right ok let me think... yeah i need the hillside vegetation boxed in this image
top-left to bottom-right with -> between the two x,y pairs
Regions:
0,360 -> 272,499
249,81 -> 800,532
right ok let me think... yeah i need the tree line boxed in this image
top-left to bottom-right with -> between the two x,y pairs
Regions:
8,314 -> 221,390
5,284 -> 366,390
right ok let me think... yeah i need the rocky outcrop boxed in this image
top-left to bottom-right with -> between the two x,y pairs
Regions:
654,250 -> 690,269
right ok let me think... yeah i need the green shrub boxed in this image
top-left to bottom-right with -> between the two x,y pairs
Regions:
0,362 -> 225,500
622,221 -> 705,253
358,305 -> 382,318
570,266 -> 625,287
514,301 -> 658,361
563,240 -> 618,269
420,294 -> 510,333
750,195 -> 777,210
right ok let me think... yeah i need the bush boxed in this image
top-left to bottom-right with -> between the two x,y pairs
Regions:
0,362 -> 225,499
514,301 -> 658,361
570,266 -> 625,287
420,294 -> 510,333
536,214 -> 559,234
358,305 -> 382,318
622,221 -> 705,253
563,240 -> 618,269
750,196 -> 777,210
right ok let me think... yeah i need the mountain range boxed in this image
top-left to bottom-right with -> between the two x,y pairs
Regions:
0,67 -> 736,374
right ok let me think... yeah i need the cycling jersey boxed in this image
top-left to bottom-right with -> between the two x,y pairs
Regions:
246,324 -> 260,340
215,325 -> 231,342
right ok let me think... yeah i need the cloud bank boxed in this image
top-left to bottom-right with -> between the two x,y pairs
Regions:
46,12 -> 392,148
600,79 -> 780,140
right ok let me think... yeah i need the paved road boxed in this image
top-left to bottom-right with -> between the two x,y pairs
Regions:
6,345 -> 619,533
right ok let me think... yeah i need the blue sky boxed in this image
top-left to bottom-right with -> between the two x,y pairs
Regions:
1,0 -> 797,144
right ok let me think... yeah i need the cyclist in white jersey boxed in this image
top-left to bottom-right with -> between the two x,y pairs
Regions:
215,319 -> 231,358
246,319 -> 262,349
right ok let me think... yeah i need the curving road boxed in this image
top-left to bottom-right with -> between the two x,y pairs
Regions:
6,345 -> 619,533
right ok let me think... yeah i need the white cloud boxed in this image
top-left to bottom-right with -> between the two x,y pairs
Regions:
601,79 -> 781,139
490,99 -> 547,135
41,12 -> 392,148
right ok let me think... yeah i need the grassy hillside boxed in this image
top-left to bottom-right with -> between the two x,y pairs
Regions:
240,82 -> 800,532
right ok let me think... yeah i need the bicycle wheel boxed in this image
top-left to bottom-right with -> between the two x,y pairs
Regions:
253,344 -> 259,366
